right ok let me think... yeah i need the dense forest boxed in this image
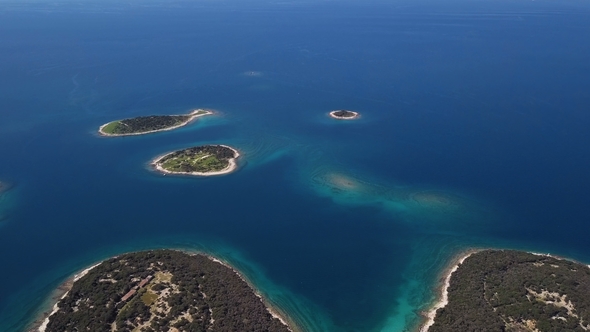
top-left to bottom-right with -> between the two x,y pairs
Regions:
45,250 -> 292,332
430,250 -> 590,332
158,145 -> 237,173
104,115 -> 190,134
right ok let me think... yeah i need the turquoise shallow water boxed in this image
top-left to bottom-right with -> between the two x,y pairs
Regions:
1,0 -> 590,331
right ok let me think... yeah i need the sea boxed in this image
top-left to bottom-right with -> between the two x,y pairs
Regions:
1,0 -> 590,331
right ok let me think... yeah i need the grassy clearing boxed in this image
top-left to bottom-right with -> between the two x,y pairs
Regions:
155,271 -> 173,282
101,121 -> 122,134
141,291 -> 159,306
161,151 -> 228,173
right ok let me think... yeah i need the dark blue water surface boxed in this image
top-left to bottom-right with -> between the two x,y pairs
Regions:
1,0 -> 590,331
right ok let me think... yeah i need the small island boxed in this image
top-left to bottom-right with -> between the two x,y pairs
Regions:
35,250 -> 295,332
151,145 -> 240,176
423,250 -> 590,332
329,110 -> 359,120
99,109 -> 212,136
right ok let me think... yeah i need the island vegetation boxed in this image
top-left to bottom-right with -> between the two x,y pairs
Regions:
329,110 -> 359,120
152,145 -> 240,176
426,250 -> 590,332
99,109 -> 211,136
40,250 -> 293,332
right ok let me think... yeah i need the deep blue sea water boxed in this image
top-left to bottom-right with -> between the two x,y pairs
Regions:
1,0 -> 590,331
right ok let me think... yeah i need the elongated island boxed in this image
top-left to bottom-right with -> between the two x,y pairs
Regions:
99,109 -> 212,136
34,250 -> 295,332
422,250 -> 590,332
329,110 -> 359,120
152,145 -> 240,176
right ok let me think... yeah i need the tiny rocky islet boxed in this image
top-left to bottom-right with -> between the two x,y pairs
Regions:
328,110 -> 360,120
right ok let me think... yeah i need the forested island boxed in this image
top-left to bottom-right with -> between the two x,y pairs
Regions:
36,250 -> 294,332
99,109 -> 212,136
151,145 -> 240,176
329,110 -> 359,120
425,250 -> 590,332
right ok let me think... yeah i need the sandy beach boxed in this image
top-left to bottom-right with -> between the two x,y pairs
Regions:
151,145 -> 240,177
419,249 -> 480,332
328,110 -> 360,120
98,109 -> 212,137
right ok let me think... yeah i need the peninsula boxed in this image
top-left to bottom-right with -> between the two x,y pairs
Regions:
329,110 -> 359,120
99,109 -> 212,136
423,250 -> 590,332
152,145 -> 240,176
36,250 -> 294,332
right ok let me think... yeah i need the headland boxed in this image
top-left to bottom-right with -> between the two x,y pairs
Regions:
151,144 -> 240,176
329,110 -> 360,120
98,109 -> 212,136
421,249 -> 590,332
419,250 -> 479,332
31,249 -> 295,332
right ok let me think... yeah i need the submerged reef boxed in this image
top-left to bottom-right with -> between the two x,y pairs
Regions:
304,165 -> 485,228
0,181 -> 13,222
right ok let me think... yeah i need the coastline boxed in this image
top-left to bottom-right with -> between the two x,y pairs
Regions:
417,248 -> 590,332
418,249 -> 480,332
202,254 -> 301,332
28,250 -> 298,332
328,110 -> 360,120
98,109 -> 212,137
30,263 -> 102,332
151,145 -> 240,177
